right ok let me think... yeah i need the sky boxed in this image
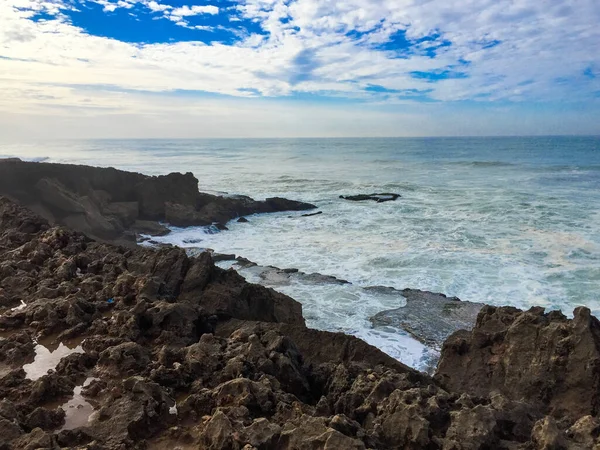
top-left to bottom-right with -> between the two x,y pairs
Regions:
1,0 -> 599,138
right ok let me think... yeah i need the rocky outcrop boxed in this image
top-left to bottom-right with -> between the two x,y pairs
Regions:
2,197 -> 600,449
436,305 -> 600,423
339,193 -> 401,203
0,159 -> 316,244
370,289 -> 484,347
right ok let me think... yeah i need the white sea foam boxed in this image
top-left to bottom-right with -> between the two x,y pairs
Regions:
4,137 -> 600,370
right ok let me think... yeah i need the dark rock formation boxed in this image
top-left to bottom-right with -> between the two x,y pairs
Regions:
0,159 -> 316,244
2,197 -> 600,449
436,305 -> 600,423
340,193 -> 401,203
370,289 -> 484,347
215,256 -> 352,288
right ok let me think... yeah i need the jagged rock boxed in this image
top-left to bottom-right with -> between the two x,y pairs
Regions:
23,406 -> 65,431
130,219 -> 170,237
1,197 -> 600,450
277,415 -> 366,449
565,415 -> 600,448
240,418 -> 281,448
213,253 -> 237,262
436,305 -> 600,421
0,417 -> 23,442
201,410 -> 236,449
199,270 -> 305,325
0,161 -> 316,243
531,416 -> 568,449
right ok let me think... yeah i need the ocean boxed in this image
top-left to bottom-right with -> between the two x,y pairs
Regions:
3,136 -> 600,370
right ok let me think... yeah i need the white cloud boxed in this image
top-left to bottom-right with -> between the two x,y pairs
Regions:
0,0 -> 599,137
145,0 -> 170,12
164,4 -> 219,27
170,5 -> 218,16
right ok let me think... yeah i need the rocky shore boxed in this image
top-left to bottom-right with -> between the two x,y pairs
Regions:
0,159 -> 316,245
1,172 -> 600,448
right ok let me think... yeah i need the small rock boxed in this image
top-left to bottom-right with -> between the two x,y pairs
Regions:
339,193 -> 401,203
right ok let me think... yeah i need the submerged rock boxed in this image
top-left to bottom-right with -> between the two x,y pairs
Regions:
370,288 -> 484,347
339,193 -> 401,203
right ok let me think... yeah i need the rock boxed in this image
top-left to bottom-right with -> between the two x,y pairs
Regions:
2,197 -> 600,450
36,178 -> 87,214
370,289 -> 484,347
102,202 -> 139,226
237,217 -> 249,223
264,197 -> 316,212
0,161 -> 316,244
130,220 -> 170,237
0,417 -> 23,442
199,271 -> 305,325
212,253 -> 237,262
12,427 -> 53,450
215,320 -> 422,379
531,416 -> 568,449
339,193 -> 401,203
302,272 -> 350,285
240,418 -> 281,448
435,305 -> 600,421
565,415 -> 600,447
201,410 -> 235,449
301,211 -> 323,217
277,415 -> 365,449
23,406 -> 65,431
165,202 -> 211,227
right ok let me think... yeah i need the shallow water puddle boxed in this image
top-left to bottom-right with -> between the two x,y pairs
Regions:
23,341 -> 85,380
59,377 -> 99,431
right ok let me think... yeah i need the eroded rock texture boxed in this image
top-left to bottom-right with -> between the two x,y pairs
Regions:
1,197 -> 599,449
436,305 -> 600,423
0,159 -> 315,244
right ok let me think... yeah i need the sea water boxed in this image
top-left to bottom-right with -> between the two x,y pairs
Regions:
3,137 -> 600,369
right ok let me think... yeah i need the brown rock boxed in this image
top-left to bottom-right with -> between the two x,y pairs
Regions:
531,416 -> 568,450
0,161 -> 316,244
435,305 -> 600,421
201,410 -> 236,450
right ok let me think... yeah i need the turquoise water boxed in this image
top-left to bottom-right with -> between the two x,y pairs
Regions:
3,137 -> 600,368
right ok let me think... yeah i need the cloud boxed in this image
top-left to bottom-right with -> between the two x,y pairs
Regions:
0,0 -> 599,137
145,1 -> 170,13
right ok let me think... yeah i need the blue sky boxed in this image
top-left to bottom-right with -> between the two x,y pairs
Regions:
1,0 -> 599,138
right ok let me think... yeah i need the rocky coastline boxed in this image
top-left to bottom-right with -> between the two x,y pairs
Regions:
0,159 -> 316,246
1,163 -> 600,449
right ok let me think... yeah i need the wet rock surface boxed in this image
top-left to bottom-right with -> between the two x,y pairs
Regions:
0,159 -> 316,244
370,289 -> 484,348
339,193 -> 401,203
1,197 -> 600,449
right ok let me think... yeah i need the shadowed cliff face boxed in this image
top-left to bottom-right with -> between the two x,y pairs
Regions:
436,305 -> 600,422
2,197 -> 600,449
0,159 -> 316,244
